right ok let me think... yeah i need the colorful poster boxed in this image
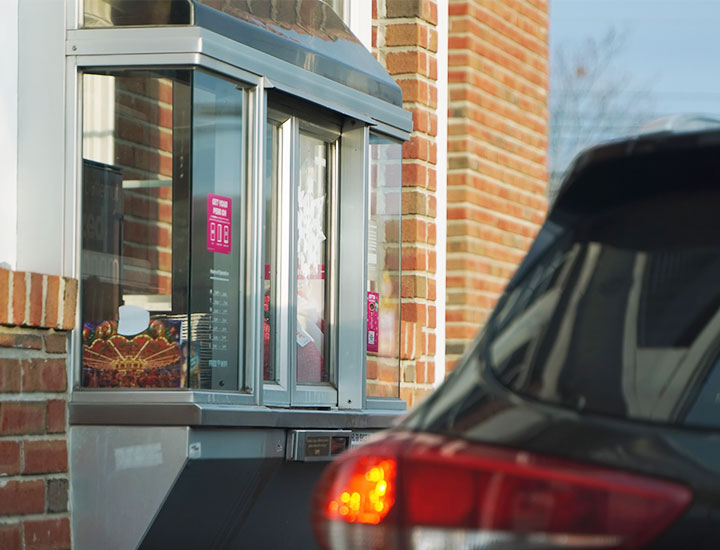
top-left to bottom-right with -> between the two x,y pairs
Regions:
367,291 -> 379,353
207,193 -> 232,254
81,319 -> 187,388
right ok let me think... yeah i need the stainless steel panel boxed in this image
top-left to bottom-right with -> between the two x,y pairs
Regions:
366,397 -> 408,411
337,122 -> 369,410
70,401 -> 403,429
188,428 -> 285,460
72,389 -> 255,405
66,27 -> 413,134
243,84 -> 266,403
70,426 -> 189,550
74,51 -> 261,87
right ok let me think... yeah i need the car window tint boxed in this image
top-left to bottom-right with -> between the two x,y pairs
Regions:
487,180 -> 720,428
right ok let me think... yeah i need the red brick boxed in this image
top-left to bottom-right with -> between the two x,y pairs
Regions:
428,27 -> 438,52
402,189 -> 430,216
0,332 -> 42,350
402,163 -> 428,188
386,51 -> 428,76
0,402 -> 46,435
402,363 -> 416,383
0,523 -> 22,550
29,272 -> 43,327
403,135 -> 430,162
23,518 -> 71,550
0,440 -> 21,475
23,440 -> 68,474
45,332 -> 67,354
0,480 -> 45,515
366,359 -> 378,380
385,23 -> 423,47
45,276 -> 60,329
61,277 -> 78,331
379,364 -> 400,383
416,360 -> 427,384
402,302 -> 427,324
400,386 -> 414,407
12,271 -> 26,325
0,358 -> 22,392
46,400 -> 67,434
401,274 -> 427,299
402,218 -> 427,242
397,78 -> 429,105
386,0 -> 422,18
22,359 -> 67,392
0,268 -> 9,324
401,247 -> 428,271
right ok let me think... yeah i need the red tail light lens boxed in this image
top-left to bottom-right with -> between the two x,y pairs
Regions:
325,456 -> 396,525
312,433 -> 692,550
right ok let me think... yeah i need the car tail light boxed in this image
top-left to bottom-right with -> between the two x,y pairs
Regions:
312,432 -> 692,550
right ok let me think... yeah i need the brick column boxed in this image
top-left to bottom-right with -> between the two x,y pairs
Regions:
373,0 -> 439,406
446,0 -> 549,369
0,268 -> 76,550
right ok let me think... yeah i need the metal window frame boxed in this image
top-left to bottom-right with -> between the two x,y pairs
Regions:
70,56 -> 261,407
66,26 -> 411,139
263,116 -> 294,406
263,106 -> 343,408
66,24 -> 410,414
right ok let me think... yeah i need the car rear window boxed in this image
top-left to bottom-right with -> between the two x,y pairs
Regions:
488,142 -> 720,428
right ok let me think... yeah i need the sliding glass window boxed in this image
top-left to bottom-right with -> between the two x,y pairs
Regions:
366,134 -> 402,399
80,68 -> 247,392
263,105 -> 340,406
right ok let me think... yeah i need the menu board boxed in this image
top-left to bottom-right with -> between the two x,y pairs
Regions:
189,192 -> 240,390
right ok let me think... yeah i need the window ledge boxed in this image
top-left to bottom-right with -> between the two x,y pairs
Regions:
70,393 -> 404,429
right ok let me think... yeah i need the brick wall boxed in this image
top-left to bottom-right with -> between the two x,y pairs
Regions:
446,0 -> 549,369
0,269 -> 76,550
373,0 -> 439,406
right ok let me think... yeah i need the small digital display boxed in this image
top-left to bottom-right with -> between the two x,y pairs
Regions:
305,436 -> 331,457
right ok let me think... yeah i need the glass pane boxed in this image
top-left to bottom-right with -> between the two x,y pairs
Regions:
366,136 -> 402,398
189,71 -> 244,391
81,69 -> 192,389
486,144 -> 720,428
297,134 -> 328,383
263,123 -> 279,382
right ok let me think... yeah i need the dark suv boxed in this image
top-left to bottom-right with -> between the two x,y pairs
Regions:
313,124 -> 720,549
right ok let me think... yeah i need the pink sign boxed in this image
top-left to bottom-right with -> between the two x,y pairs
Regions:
367,291 -> 379,353
207,194 -> 232,254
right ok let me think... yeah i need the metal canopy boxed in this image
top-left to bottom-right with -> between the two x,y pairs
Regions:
83,0 -> 404,108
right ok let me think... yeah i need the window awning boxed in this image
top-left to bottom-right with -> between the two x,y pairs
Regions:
83,0 -> 404,108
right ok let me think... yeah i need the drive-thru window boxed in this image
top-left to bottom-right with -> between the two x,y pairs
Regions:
69,1 -> 411,548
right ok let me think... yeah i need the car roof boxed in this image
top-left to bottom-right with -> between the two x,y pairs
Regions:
553,115 -> 720,212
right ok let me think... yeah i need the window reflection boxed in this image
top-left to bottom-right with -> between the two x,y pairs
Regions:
488,189 -> 720,427
366,136 -> 402,399
296,134 -> 328,383
80,69 -> 245,392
